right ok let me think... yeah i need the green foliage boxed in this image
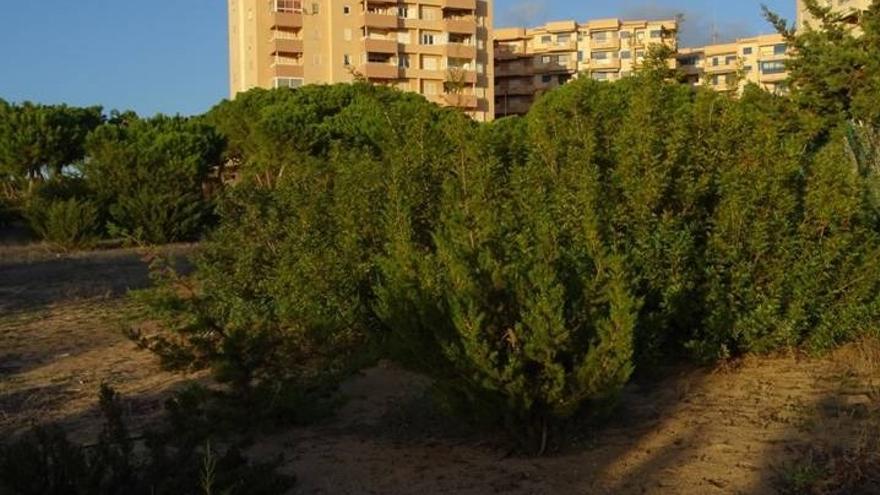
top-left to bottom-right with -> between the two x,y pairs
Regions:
765,0 -> 880,125
84,115 -> 223,244
0,385 -> 294,495
133,85 -> 456,416
22,177 -> 101,249
24,196 -> 100,250
0,101 -> 103,181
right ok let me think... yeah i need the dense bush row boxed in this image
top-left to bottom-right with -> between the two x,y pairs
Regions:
4,1 -> 880,453
0,104 -> 222,247
146,76 -> 878,448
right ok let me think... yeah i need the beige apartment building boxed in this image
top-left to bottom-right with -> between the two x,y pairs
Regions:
493,19 -> 678,117
676,33 -> 789,94
228,0 -> 495,121
797,0 -> 871,30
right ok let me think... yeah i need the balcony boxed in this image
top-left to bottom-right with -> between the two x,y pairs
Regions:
364,38 -> 398,54
587,58 -> 621,70
759,71 -> 788,83
590,38 -> 621,50
363,12 -> 400,29
705,62 -> 739,73
271,39 -> 304,55
495,63 -> 530,77
444,94 -> 478,108
272,64 -> 304,78
444,17 -> 476,34
543,40 -> 577,53
361,62 -> 400,79
446,68 -> 477,84
494,45 -> 526,60
445,43 -> 477,59
271,12 -> 303,29
442,0 -> 477,10
496,82 -> 534,95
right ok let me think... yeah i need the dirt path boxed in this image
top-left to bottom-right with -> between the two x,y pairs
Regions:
251,350 -> 876,495
0,244 -> 202,441
1,245 -> 877,493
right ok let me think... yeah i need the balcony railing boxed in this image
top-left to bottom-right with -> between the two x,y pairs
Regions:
363,11 -> 400,29
444,17 -> 476,34
271,12 -> 303,29
271,39 -> 304,54
364,38 -> 398,54
361,62 -> 400,79
590,38 -> 621,50
272,64 -> 304,78
442,0 -> 477,10
445,43 -> 477,59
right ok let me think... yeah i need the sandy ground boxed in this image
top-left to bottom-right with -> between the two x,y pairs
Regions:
1,242 -> 877,494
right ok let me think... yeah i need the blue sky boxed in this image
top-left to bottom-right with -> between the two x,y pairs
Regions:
0,1 -> 795,117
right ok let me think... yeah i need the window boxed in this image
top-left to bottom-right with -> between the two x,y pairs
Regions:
635,50 -> 645,58
591,51 -> 609,60
541,35 -> 552,44
725,55 -> 737,65
620,31 -> 632,39
274,0 -> 302,13
398,54 -> 410,68
679,56 -> 698,66
712,57 -> 719,67
743,47 -> 753,55
620,50 -> 631,59
343,54 -> 351,66
773,44 -> 787,55
577,51 -> 584,62
541,55 -> 552,64
557,34 -> 570,43
760,60 -> 786,74
423,80 -> 438,95
744,65 -> 753,72
343,5 -> 350,14
593,31 -> 608,41
541,74 -> 552,83
649,30 -> 662,38
398,6 -> 408,18
592,72 -> 608,81
274,77 -> 303,89
421,32 -> 435,45
311,2 -> 319,14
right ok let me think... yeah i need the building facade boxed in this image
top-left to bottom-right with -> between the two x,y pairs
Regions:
228,0 -> 495,121
493,18 -> 678,118
676,33 -> 789,94
797,0 -> 871,30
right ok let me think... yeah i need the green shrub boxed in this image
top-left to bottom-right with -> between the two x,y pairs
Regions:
24,196 -> 100,249
84,115 -> 223,244
132,84 -> 457,411
0,385 -> 294,495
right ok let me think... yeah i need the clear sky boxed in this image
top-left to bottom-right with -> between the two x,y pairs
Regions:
0,1 -> 796,117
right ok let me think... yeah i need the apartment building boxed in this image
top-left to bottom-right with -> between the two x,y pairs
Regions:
797,0 -> 871,30
676,33 -> 789,94
228,0 -> 495,121
493,18 -> 677,118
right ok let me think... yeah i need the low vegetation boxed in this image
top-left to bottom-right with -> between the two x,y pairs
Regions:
1,1 -> 879,490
